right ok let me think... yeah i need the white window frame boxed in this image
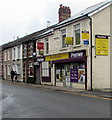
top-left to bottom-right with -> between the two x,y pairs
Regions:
7,64 -> 11,75
61,29 -> 68,48
12,47 -> 16,60
42,62 -> 49,77
45,38 -> 49,54
74,24 -> 81,45
4,51 -> 7,61
8,49 -> 10,61
16,64 -> 20,74
13,64 -> 16,71
23,44 -> 27,58
29,42 -> 33,57
17,46 -> 20,59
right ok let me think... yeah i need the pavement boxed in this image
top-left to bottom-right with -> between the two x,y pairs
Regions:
1,80 -> 112,100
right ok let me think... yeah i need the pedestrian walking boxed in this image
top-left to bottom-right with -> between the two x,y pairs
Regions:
10,69 -> 15,83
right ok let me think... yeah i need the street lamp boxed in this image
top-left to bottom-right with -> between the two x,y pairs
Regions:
33,52 -> 37,84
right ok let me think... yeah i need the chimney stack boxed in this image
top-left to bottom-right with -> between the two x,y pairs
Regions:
58,4 -> 71,23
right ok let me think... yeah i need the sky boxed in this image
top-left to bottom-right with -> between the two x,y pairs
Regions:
0,0 -> 104,45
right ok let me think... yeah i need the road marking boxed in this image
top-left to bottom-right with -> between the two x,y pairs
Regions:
59,91 -> 112,100
3,81 -> 112,100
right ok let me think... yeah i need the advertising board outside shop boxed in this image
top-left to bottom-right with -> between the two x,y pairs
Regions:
95,35 -> 108,55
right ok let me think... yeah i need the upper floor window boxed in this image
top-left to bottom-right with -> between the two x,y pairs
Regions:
28,42 -> 33,57
74,24 -> 80,45
4,51 -> 7,61
45,38 -> 49,54
17,46 -> 20,59
61,29 -> 67,48
12,48 -> 16,60
8,49 -> 11,61
23,44 -> 27,58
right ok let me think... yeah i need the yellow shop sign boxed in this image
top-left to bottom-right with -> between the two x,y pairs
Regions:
45,53 -> 69,61
82,31 -> 89,40
65,37 -> 73,45
95,35 -> 108,55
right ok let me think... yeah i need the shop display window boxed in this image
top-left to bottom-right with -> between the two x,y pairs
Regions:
56,62 -> 86,83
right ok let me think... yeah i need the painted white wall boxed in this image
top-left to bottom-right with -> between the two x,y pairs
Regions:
91,6 -> 110,89
48,5 -> 110,89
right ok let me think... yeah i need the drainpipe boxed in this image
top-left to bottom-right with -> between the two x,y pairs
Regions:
87,15 -> 93,91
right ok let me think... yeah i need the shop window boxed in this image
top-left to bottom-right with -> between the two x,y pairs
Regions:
74,24 -> 80,45
56,62 -> 86,83
42,62 -> 49,77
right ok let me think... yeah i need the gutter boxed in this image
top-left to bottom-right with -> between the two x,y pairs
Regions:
54,15 -> 88,30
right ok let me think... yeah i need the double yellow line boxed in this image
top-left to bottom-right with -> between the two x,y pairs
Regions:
59,91 -> 112,100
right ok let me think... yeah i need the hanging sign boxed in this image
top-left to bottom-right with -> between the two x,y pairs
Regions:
65,37 -> 73,45
95,35 -> 108,55
37,42 -> 44,49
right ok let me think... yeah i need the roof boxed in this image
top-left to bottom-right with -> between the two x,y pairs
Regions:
1,0 -> 111,49
57,0 -> 112,26
2,24 -> 57,50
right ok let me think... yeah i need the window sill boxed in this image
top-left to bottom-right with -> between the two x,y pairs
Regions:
17,59 -> 20,61
73,44 -> 81,48
28,56 -> 33,58
60,47 -> 67,51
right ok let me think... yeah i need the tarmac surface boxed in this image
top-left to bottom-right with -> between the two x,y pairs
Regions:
1,80 -> 112,100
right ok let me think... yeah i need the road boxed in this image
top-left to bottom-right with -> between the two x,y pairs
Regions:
2,82 -> 110,118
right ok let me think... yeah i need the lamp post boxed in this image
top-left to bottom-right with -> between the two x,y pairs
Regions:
33,52 -> 37,84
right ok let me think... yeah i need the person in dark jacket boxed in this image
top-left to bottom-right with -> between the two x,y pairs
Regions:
10,69 -> 15,82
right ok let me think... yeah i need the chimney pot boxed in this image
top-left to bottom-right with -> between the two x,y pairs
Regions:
58,4 -> 71,23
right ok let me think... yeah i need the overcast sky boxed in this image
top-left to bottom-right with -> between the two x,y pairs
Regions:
0,0 -> 104,45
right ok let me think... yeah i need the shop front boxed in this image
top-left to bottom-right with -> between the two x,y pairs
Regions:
45,50 -> 87,89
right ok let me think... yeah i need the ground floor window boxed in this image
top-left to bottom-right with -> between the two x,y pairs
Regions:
56,62 -> 86,83
7,65 -> 11,75
16,64 -> 21,74
42,62 -> 49,77
28,63 -> 34,77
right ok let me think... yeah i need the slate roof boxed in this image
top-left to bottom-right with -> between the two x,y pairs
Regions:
58,0 -> 112,26
2,24 -> 57,50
